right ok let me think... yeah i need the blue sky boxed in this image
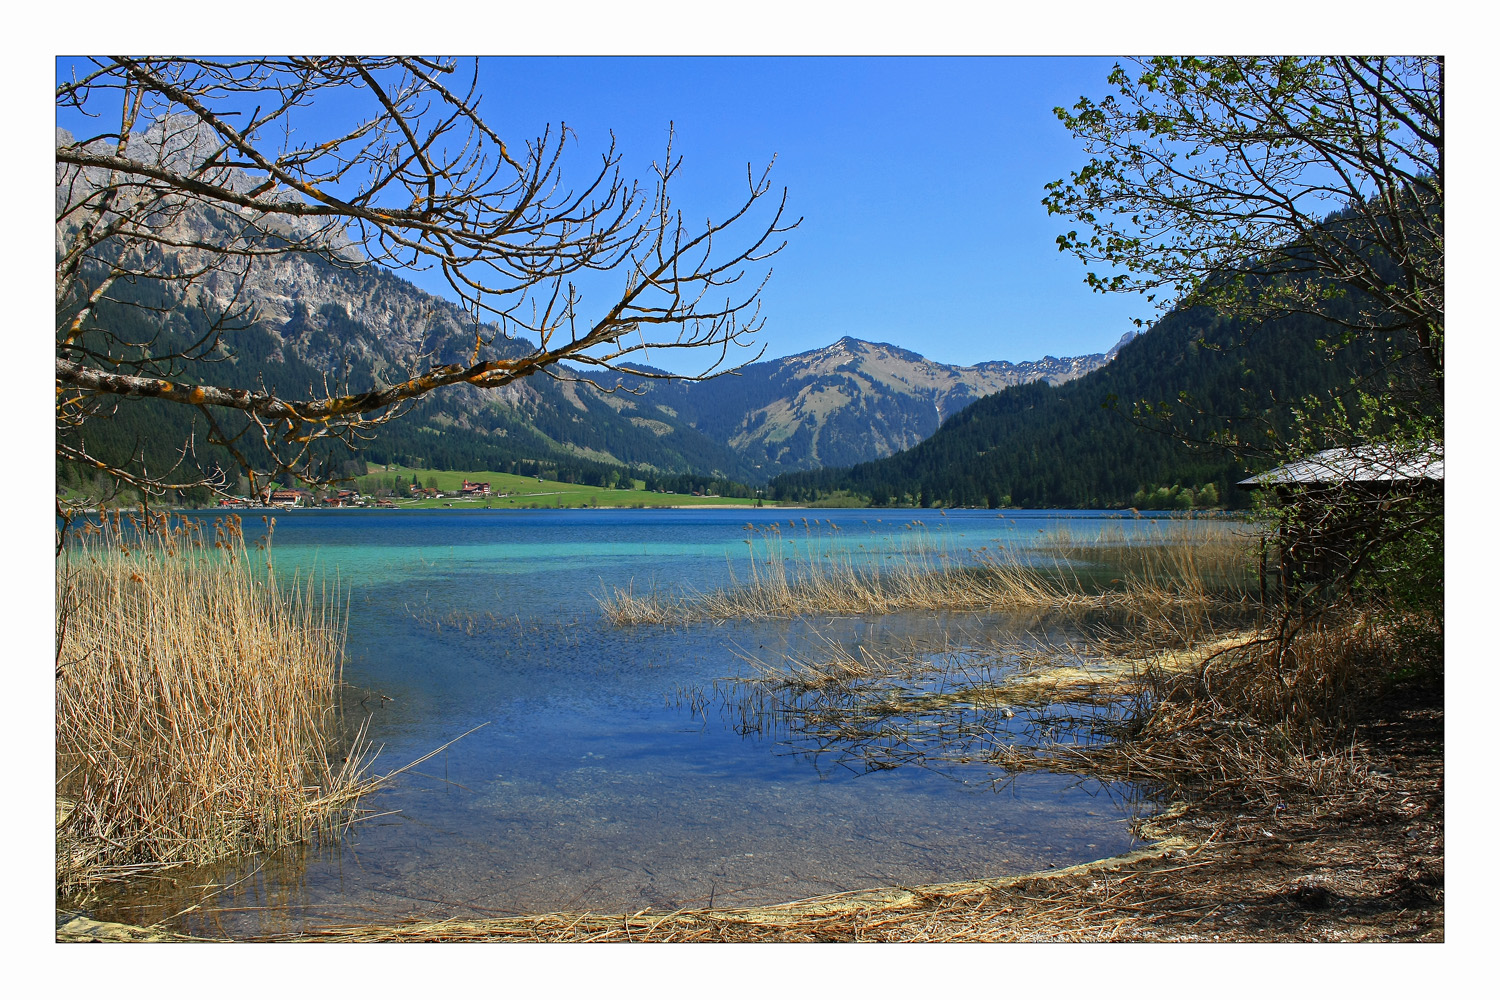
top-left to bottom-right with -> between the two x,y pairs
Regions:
458,57 -> 1146,367
56,56 -> 1148,370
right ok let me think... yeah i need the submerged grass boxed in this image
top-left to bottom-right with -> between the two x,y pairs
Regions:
722,602 -> 1432,813
601,518 -> 1259,625
55,511 -> 374,896
692,512 -> 1436,814
708,621 -> 1135,777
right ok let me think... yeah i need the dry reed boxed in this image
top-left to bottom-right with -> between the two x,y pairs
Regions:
639,522 -> 1266,779
958,604 -> 1438,818
56,511 -> 372,893
601,520 -> 1258,625
1033,519 -> 1254,588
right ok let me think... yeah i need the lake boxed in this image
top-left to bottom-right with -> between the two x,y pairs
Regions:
84,507 -> 1169,937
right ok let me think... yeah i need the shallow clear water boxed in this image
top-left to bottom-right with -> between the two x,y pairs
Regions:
85,508 -> 1167,936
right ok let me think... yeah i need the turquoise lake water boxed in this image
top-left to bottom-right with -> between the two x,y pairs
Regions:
87,507 -> 1175,936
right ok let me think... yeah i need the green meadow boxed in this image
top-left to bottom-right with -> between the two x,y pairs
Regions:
357,465 -> 774,509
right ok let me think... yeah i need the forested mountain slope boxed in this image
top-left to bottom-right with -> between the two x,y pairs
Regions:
62,273 -> 762,498
767,303 -> 1409,509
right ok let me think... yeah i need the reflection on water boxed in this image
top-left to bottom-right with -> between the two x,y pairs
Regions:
79,508 -> 1173,937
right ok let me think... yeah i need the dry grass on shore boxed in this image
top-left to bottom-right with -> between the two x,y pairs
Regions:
601,519 -> 1258,625
995,606 -> 1438,808
55,511 -> 372,895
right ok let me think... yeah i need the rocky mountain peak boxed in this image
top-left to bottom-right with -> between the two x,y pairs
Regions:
1107,330 -> 1140,358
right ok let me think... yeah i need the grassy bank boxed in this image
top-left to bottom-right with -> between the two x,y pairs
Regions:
359,465 -> 771,509
55,512 -> 373,896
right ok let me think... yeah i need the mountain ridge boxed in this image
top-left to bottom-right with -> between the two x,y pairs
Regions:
649,335 -> 1115,477
57,119 -> 1122,487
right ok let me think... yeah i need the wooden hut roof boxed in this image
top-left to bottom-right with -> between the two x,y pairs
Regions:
1238,444 -> 1443,488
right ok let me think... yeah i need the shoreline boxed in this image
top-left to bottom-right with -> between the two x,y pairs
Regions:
55,826 -> 1195,943
57,647 -> 1441,943
59,705 -> 1442,944
62,503 -> 1252,516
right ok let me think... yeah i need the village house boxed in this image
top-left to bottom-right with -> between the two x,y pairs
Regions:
459,479 -> 492,497
320,488 -> 364,508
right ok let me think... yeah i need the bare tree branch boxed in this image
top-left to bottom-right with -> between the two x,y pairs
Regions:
56,57 -> 798,502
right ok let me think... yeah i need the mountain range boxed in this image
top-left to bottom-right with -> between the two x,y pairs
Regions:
648,336 -> 1125,478
58,120 -> 1130,493
171,229 -> 1121,483
639,336 -> 1124,479
77,251 -> 1122,489
58,121 -> 1120,488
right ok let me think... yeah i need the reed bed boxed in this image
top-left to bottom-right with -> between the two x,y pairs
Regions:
624,519 -> 1266,779
56,511 -> 372,894
1034,518 -> 1257,593
1065,607 -> 1429,802
629,517 -> 1411,830
601,519 -> 1258,626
